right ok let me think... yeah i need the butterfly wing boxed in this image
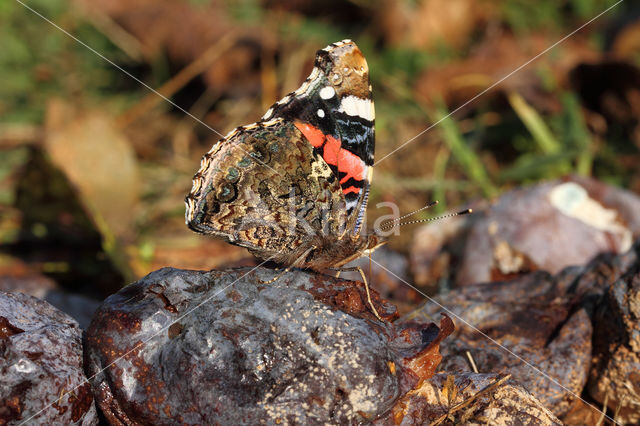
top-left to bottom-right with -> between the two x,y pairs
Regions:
261,40 -> 375,236
185,119 -> 348,263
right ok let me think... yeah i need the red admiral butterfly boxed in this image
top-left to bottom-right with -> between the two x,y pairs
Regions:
185,40 -> 385,317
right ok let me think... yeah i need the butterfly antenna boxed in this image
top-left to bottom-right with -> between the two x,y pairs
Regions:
380,201 -> 439,230
388,208 -> 472,229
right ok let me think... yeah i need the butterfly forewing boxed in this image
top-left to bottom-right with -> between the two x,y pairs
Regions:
261,40 -> 375,235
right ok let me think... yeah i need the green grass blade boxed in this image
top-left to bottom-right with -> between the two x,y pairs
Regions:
508,91 -> 561,155
434,103 -> 498,199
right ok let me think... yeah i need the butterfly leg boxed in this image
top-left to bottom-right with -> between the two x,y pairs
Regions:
259,246 -> 316,285
259,265 -> 294,284
332,266 -> 383,322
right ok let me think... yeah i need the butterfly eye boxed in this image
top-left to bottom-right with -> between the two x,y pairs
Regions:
332,73 -> 342,85
216,182 -> 237,203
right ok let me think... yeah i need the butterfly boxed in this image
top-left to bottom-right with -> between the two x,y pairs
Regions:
185,40 -> 386,317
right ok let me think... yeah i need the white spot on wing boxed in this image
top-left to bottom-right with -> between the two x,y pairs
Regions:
294,68 -> 321,96
206,140 -> 222,154
319,86 -> 335,99
224,128 -> 239,139
277,95 -> 291,105
262,107 -> 274,120
345,197 -> 358,214
324,39 -> 353,51
185,198 -> 196,223
317,109 -> 325,118
192,177 -> 202,193
339,96 -> 374,121
262,118 -> 282,127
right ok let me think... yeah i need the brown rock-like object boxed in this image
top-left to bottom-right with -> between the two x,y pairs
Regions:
411,177 -> 640,288
84,267 -> 452,424
402,240 -> 640,419
341,246 -> 423,315
0,274 -> 101,329
0,291 -> 97,425
589,267 -> 640,423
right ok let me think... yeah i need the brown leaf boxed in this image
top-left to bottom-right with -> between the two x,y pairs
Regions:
415,32 -> 599,110
402,314 -> 455,385
377,0 -> 495,50
44,99 -> 139,239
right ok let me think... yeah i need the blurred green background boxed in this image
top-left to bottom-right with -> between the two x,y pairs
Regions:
1,0 -> 638,297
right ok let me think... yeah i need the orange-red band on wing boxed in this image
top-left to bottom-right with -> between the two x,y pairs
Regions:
295,121 -> 366,196
295,122 -> 325,148
342,186 -> 360,195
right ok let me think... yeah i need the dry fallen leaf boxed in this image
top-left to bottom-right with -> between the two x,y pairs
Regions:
44,99 -> 139,238
44,99 -> 139,279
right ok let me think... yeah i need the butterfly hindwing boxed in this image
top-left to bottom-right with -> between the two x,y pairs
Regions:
185,119 -> 349,263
